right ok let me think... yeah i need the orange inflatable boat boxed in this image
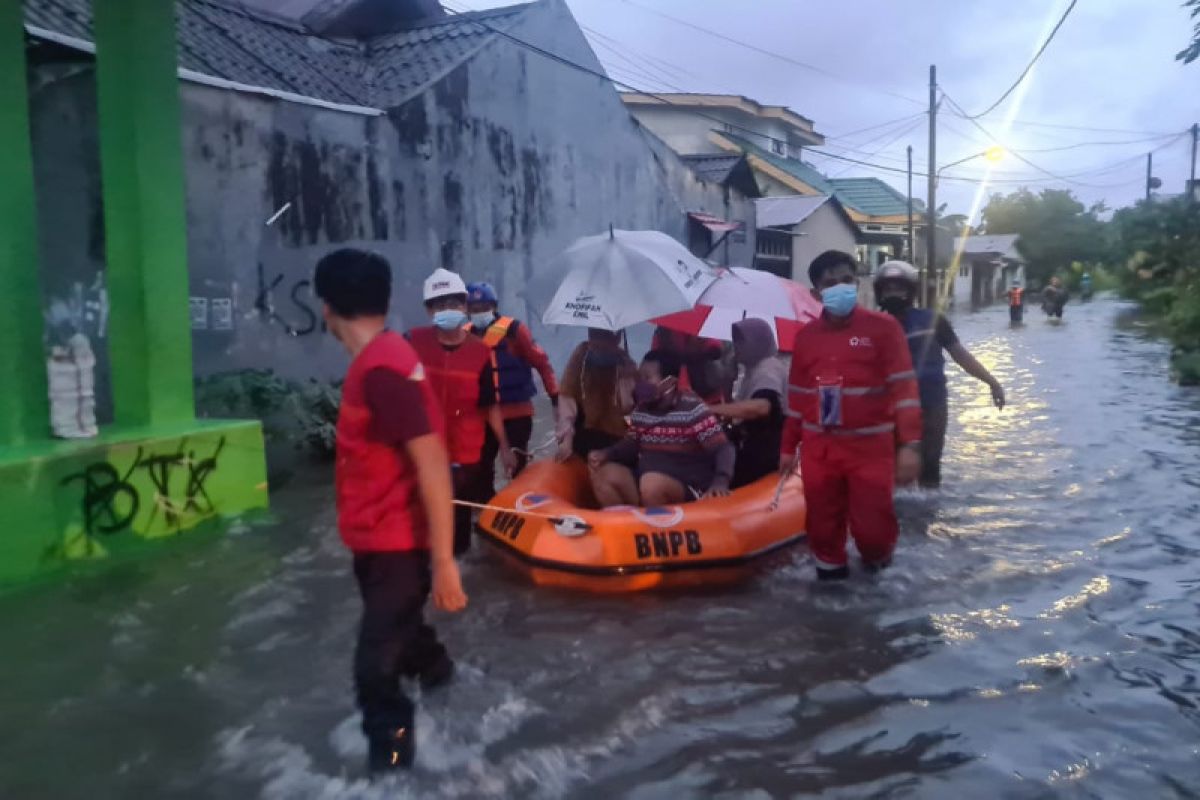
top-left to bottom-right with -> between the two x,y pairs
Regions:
475,459 -> 807,593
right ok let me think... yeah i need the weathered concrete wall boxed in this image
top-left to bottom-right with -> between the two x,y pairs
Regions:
792,202 -> 859,287
27,0 -> 752,402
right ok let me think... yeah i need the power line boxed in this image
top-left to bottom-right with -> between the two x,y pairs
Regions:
963,0 -> 1078,119
829,117 -> 926,178
618,0 -> 925,108
442,5 -> 1179,195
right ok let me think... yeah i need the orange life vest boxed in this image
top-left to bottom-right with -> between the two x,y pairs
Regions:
408,326 -> 491,465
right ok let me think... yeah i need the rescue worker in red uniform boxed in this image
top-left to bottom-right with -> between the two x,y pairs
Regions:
466,281 -> 559,493
314,249 -> 467,774
781,250 -> 923,580
408,269 -> 517,555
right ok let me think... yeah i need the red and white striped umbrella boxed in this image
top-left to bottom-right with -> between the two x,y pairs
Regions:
652,267 -> 821,352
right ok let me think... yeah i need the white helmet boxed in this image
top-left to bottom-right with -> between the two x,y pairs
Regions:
422,268 -> 467,302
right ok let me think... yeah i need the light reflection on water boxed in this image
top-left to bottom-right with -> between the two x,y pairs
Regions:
3,298 -> 1200,798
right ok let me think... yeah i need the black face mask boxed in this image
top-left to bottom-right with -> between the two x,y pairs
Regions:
880,296 -> 912,316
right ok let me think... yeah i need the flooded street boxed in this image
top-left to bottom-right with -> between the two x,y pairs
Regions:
4,296 -> 1200,799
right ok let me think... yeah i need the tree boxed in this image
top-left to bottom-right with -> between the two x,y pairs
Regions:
979,188 -> 1109,284
1180,0 -> 1200,64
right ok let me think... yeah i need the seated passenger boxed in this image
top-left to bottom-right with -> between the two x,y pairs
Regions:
588,350 -> 735,507
651,327 -> 733,404
555,329 -> 637,460
708,318 -> 787,488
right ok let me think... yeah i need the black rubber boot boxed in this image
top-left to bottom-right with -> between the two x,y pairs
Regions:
368,725 -> 415,774
419,652 -> 455,691
816,565 -> 850,581
863,558 -> 892,575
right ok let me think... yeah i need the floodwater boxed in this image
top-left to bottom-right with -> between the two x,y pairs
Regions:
4,296 -> 1200,799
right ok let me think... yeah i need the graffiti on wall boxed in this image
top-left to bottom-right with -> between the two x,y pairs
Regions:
57,436 -> 226,557
45,272 -> 109,341
253,262 -> 323,337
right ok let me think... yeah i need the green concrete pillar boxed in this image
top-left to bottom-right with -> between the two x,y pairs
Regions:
0,0 -> 51,446
94,0 -> 195,427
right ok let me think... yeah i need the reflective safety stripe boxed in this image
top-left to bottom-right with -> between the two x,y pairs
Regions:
813,556 -> 847,571
790,384 -> 883,396
894,399 -> 921,410
905,329 -> 935,339
784,408 -> 806,419
887,370 -> 916,382
803,422 -> 895,436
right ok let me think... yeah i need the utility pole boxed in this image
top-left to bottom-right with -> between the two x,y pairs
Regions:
1190,122 -> 1198,204
906,145 -> 914,262
924,64 -> 937,308
1145,152 -> 1153,201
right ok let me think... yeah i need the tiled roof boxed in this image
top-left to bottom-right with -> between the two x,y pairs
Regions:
720,132 -> 835,195
955,234 -> 1023,260
24,0 -> 531,108
826,176 -> 913,218
756,194 -> 831,228
681,154 -> 743,185
714,132 -> 919,219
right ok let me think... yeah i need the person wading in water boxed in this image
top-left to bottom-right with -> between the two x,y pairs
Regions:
314,249 -> 467,774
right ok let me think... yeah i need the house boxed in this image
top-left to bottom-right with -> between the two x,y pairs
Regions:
754,195 -> 858,285
620,92 -> 952,278
621,92 -> 826,161
952,234 -> 1026,309
678,153 -> 761,264
23,0 -> 751,411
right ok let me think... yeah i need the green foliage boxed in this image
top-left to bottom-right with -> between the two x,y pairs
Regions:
195,369 -> 293,440
292,379 -> 342,461
980,189 -> 1109,285
1109,197 -> 1200,381
1179,0 -> 1200,64
194,368 -> 342,457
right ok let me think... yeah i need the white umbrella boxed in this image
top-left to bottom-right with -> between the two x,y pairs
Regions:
535,229 -> 717,331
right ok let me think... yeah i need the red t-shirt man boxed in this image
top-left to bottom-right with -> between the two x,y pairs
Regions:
314,248 -> 466,776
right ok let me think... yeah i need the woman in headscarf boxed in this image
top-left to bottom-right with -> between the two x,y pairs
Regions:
555,329 -> 638,461
708,318 -> 788,487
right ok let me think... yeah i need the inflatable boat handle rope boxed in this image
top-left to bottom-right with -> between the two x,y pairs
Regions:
511,432 -> 558,460
453,499 -> 592,537
769,445 -> 801,512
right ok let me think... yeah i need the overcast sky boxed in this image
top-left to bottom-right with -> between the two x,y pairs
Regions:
448,0 -> 1198,220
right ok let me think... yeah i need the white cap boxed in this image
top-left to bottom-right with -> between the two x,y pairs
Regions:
423,268 -> 467,302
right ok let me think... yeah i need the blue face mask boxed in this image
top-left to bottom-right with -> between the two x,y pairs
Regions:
470,311 -> 495,330
432,309 -> 468,331
821,283 -> 858,317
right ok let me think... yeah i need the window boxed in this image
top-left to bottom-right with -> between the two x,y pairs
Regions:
770,138 -> 787,156
959,262 -> 970,278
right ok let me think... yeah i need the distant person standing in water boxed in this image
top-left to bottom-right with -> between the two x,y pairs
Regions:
1042,276 -> 1068,319
314,249 -> 466,774
874,261 -> 1005,489
1007,280 -> 1025,324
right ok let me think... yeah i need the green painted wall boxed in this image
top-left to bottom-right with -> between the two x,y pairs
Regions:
0,421 -> 268,588
0,0 -> 50,445
94,0 -> 196,427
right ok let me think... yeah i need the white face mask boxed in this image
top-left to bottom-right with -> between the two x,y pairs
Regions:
470,311 -> 495,329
